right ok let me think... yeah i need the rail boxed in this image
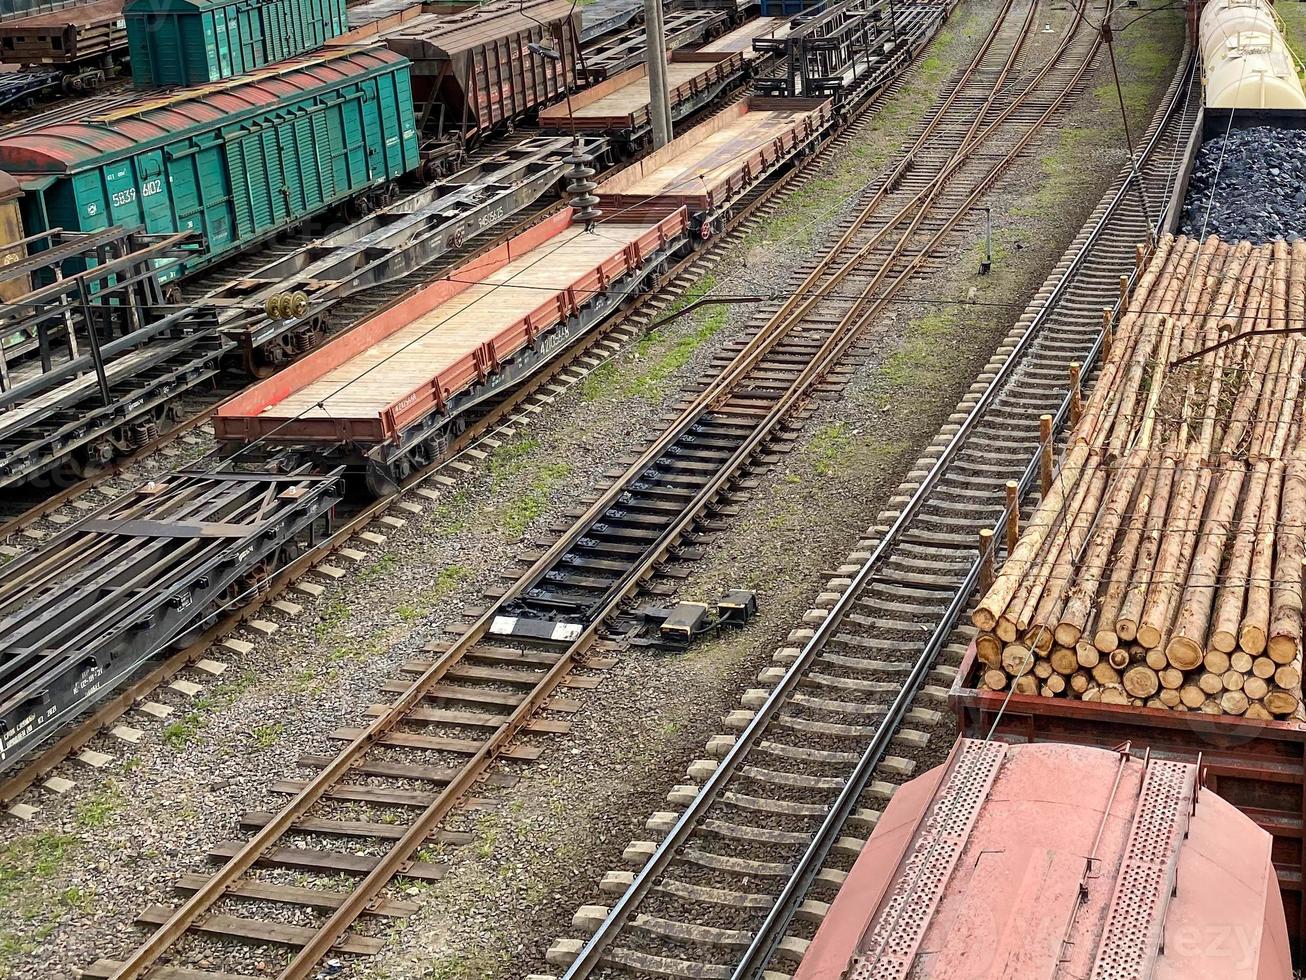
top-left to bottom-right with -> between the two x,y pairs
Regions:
557,4 -> 1197,977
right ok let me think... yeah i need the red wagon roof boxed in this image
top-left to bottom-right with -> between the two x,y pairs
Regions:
798,739 -> 1292,980
0,45 -> 406,175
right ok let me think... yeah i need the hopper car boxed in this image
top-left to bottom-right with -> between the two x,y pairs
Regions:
799,739 -> 1292,979
213,96 -> 836,492
329,0 -> 581,172
0,466 -> 342,774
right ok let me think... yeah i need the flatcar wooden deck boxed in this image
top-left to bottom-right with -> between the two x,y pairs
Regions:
269,223 -> 655,421
537,51 -> 745,133
602,98 -> 831,204
215,208 -> 689,446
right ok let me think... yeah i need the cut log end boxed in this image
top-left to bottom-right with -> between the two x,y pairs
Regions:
1165,636 -> 1204,672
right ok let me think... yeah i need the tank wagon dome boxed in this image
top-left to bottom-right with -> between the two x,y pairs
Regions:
796,739 -> 1293,980
0,44 -> 405,177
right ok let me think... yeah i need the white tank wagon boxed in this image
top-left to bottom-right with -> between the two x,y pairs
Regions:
1200,0 -> 1306,109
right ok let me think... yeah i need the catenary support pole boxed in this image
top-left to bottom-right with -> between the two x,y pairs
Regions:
644,0 -> 673,148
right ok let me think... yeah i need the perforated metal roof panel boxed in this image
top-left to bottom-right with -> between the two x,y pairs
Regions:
797,740 -> 1293,980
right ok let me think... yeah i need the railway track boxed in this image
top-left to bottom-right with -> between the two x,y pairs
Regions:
549,14 -> 1200,980
0,1 -> 956,800
64,1 -> 1150,976
0,17 -> 942,960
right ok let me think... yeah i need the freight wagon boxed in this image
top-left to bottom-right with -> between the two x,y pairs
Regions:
0,45 -> 420,282
331,0 -> 582,168
125,0 -> 348,88
213,207 -> 691,494
951,650 -> 1306,956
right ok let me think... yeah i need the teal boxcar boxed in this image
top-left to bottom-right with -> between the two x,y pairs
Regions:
0,46 -> 420,282
126,0 -> 348,87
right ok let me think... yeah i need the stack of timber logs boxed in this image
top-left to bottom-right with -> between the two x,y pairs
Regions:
972,234 -> 1306,720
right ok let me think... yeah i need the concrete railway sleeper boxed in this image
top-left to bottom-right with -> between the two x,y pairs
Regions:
545,7 -> 1202,980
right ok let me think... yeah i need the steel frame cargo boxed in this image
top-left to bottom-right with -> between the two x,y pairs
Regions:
538,50 -> 746,147
0,229 -> 223,489
951,643 -> 1306,954
0,468 -> 342,773
125,0 -> 348,87
0,46 -> 420,281
597,96 -> 833,234
0,0 -> 125,67
214,207 -> 690,480
581,9 -> 728,82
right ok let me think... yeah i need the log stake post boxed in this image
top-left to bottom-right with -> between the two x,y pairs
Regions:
1102,307 -> 1113,359
979,528 -> 995,592
1005,479 -> 1020,555
1119,274 -> 1129,304
1039,414 -> 1054,496
1069,362 -> 1083,426
1135,242 -> 1146,272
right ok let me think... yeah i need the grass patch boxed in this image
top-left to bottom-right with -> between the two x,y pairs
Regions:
423,949 -> 511,980
250,723 -> 284,749
74,782 -> 121,829
160,669 -> 259,751
313,599 -> 352,638
0,831 -> 78,971
498,461 -> 572,535
807,423 -> 855,477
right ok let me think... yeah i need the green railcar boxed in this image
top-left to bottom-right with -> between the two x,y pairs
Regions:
0,46 -> 419,282
126,0 -> 348,87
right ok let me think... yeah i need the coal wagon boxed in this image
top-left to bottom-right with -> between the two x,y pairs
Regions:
125,0 -> 348,87
0,45 -> 420,281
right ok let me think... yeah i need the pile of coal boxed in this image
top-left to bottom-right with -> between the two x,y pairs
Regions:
1180,126 -> 1306,242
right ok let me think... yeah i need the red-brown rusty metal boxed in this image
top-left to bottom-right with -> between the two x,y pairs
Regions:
798,739 -> 1292,979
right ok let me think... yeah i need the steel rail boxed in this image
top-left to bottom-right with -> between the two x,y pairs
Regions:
558,3 -> 1118,974
728,38 -> 1200,980
100,48 -> 942,980
0,17 -> 933,818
